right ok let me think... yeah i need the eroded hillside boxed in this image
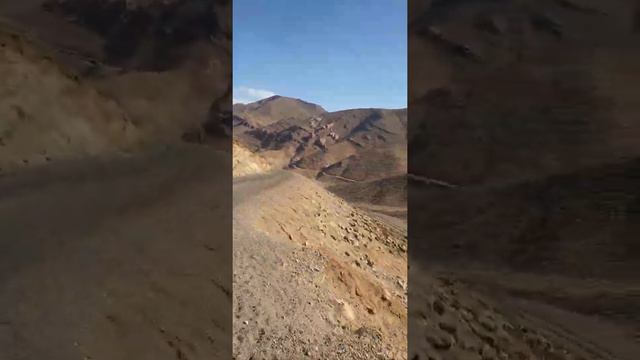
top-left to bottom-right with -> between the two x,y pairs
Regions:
0,0 -> 231,174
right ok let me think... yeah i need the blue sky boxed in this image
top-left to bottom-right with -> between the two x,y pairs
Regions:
233,0 -> 407,111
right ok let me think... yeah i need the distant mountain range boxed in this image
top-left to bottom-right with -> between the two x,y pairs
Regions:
233,95 -> 407,208
234,96 -> 406,180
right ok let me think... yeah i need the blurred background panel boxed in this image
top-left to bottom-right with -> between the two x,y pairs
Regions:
409,0 -> 640,359
0,1 -> 232,359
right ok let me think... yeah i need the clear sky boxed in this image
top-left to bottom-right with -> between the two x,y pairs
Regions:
233,0 -> 407,112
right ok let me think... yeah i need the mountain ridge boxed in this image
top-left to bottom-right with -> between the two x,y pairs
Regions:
234,97 -> 406,173
233,95 -> 407,212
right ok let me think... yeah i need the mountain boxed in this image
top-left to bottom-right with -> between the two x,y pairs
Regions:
234,98 -> 406,179
233,95 -> 327,131
233,97 -> 407,210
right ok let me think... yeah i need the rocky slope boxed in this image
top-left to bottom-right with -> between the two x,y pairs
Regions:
234,170 -> 407,358
232,140 -> 287,178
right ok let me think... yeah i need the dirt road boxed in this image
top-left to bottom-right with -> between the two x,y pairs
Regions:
0,145 -> 232,360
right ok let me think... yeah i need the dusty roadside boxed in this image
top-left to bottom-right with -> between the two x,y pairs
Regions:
233,170 -> 408,359
0,146 -> 232,360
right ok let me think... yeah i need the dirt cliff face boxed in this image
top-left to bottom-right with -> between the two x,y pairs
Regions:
232,141 -> 280,177
0,0 -> 231,173
41,0 -> 232,144
0,29 -> 139,174
42,0 -> 227,71
233,169 -> 408,359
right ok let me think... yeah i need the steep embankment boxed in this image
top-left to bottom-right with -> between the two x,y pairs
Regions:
0,0 -> 231,174
40,0 -> 232,145
0,29 -> 139,174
